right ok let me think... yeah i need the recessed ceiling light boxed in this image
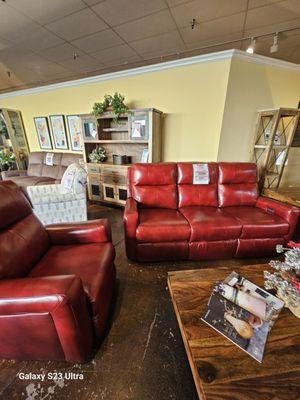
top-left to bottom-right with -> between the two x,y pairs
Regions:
246,37 -> 256,54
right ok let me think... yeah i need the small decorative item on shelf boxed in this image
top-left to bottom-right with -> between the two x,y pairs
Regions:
264,241 -> 300,318
88,145 -> 106,164
0,148 -> 15,171
113,154 -> 130,165
92,93 -> 131,123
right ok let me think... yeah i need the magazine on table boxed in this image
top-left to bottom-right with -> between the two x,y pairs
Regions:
201,271 -> 284,363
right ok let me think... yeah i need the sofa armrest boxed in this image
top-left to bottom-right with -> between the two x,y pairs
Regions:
123,197 -> 139,259
256,196 -> 300,239
0,275 -> 93,362
1,169 -> 27,180
46,219 -> 112,245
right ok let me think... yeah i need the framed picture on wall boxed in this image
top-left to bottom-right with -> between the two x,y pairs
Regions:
34,117 -> 52,150
66,115 -> 83,152
49,115 -> 68,150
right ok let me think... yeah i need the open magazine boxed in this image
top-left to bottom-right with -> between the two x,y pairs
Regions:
201,271 -> 284,363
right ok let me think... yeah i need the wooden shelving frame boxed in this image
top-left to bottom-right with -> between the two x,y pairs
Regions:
251,107 -> 300,190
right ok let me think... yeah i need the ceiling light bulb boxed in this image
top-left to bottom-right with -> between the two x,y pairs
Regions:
270,32 -> 279,53
246,37 -> 256,54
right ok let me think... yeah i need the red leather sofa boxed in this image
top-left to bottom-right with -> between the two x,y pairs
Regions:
124,162 -> 299,262
0,181 -> 116,363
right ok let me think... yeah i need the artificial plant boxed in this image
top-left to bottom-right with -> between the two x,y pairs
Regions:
0,148 -> 15,169
92,93 -> 130,123
264,241 -> 300,317
88,145 -> 106,163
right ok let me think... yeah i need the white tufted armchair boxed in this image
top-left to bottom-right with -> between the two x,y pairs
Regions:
27,163 -> 87,225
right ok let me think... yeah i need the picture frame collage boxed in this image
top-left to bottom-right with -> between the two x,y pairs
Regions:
34,115 -> 83,152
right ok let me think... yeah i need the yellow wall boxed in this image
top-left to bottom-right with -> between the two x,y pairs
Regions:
0,58 -> 231,162
218,58 -> 300,185
1,53 -> 299,186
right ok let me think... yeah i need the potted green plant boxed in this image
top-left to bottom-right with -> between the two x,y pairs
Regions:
0,148 -> 15,171
88,146 -> 106,163
92,93 -> 131,123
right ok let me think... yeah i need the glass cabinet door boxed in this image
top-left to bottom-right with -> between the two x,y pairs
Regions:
1,109 -> 29,170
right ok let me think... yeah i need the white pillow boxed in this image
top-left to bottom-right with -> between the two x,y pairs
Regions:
61,163 -> 87,193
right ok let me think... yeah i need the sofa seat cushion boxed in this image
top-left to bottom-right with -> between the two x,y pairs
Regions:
29,242 -> 115,316
180,206 -> 242,241
224,206 -> 289,239
9,176 -> 56,189
136,209 -> 190,243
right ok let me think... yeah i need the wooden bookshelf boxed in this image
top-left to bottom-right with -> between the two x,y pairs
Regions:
81,108 -> 163,206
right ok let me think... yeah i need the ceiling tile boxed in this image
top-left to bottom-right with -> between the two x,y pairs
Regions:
0,4 -> 40,42
248,0 -> 282,8
130,31 -> 186,57
244,17 -> 300,38
245,0 -> 300,30
39,43 -> 83,62
0,45 -> 41,65
289,47 -> 300,63
57,54 -> 104,73
71,29 -> 123,53
92,0 -> 167,26
170,0 -> 247,27
84,0 -> 105,5
180,13 -> 245,46
115,10 -> 177,42
46,8 -> 108,41
166,0 -> 192,6
7,0 -> 86,25
17,28 -> 64,51
0,38 -> 11,51
91,44 -> 141,64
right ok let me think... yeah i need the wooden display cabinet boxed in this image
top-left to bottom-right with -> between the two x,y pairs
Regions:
82,108 -> 163,206
0,108 -> 29,172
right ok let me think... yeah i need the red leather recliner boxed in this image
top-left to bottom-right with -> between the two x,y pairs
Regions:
0,181 -> 116,363
124,162 -> 299,262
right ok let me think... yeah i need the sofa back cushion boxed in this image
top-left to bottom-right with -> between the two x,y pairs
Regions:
27,152 -> 84,181
177,162 -> 218,207
27,152 -> 44,177
218,162 -> 258,207
41,152 -> 62,179
58,153 -> 84,180
128,163 -> 178,209
0,181 -> 50,279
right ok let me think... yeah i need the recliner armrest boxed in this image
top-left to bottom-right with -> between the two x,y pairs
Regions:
123,198 -> 139,259
46,219 -> 112,245
124,197 -> 139,236
1,169 -> 27,180
0,275 -> 93,362
256,196 -> 300,239
0,275 -> 81,313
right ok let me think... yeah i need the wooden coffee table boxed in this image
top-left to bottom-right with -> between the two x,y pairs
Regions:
168,264 -> 300,400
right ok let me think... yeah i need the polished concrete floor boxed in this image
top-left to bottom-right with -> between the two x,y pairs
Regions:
0,204 -> 293,400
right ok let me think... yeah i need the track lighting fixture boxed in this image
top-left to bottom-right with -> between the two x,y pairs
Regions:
270,32 -> 279,53
246,37 -> 256,54
190,18 -> 196,30
73,52 -> 79,61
